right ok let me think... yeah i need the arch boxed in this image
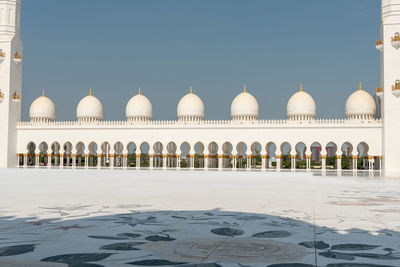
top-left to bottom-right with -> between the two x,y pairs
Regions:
153,142 -> 164,168
167,142 -> 177,168
88,142 -> 98,167
266,142 -> 277,169
194,142 -> 205,168
207,141 -> 219,169
250,142 -> 262,169
140,142 -> 150,167
101,142 -> 111,167
51,142 -> 61,167
325,142 -> 338,169
63,142 -> 73,167
357,142 -> 370,170
39,142 -> 48,166
180,142 -> 191,168
236,142 -> 247,169
341,142 -> 354,169
222,142 -> 233,168
295,142 -> 307,169
26,141 -> 36,166
113,142 -> 124,167
75,142 -> 85,167
126,142 -> 137,167
310,142 -> 322,169
280,142 -> 292,169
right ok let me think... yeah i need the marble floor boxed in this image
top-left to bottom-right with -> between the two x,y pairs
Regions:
0,169 -> 399,267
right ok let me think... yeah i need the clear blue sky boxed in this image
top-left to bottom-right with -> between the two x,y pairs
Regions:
21,0 -> 381,121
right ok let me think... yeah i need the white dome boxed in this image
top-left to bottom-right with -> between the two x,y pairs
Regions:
230,85 -> 259,120
287,85 -> 316,120
29,91 -> 56,122
177,87 -> 204,121
126,89 -> 152,121
77,90 -> 103,122
345,84 -> 376,119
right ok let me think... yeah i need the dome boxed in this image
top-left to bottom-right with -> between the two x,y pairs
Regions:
345,83 -> 376,120
230,85 -> 259,120
126,88 -> 152,122
287,84 -> 316,120
77,89 -> 103,122
177,87 -> 204,121
29,90 -> 56,122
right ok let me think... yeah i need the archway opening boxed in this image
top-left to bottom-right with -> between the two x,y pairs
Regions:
167,142 -> 177,168
180,142 -> 191,168
341,142 -> 353,169
222,142 -> 233,168
27,142 -> 36,166
140,142 -> 150,167
280,142 -> 292,169
39,142 -> 49,166
310,142 -> 322,169
88,142 -> 98,167
295,142 -> 306,169
250,142 -> 262,169
194,142 -> 205,168
127,142 -> 137,167
325,142 -> 338,169
236,142 -> 247,169
357,142 -> 370,170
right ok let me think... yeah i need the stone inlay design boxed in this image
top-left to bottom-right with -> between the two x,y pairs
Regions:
299,241 -> 329,250
145,235 -> 176,242
126,259 -> 188,265
252,230 -> 292,238
210,227 -> 244,237
139,237 -> 307,263
88,235 -> 129,240
117,233 -> 141,239
40,253 -> 113,265
100,242 -> 145,251
0,244 -> 35,256
325,264 -> 396,267
331,244 -> 380,251
267,264 -> 314,267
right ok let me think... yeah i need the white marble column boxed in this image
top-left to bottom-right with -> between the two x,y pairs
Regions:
204,155 -> 209,170
23,153 -> 28,168
190,154 -> 194,170
97,154 -> 102,169
261,155 -> 266,171
47,154 -> 52,168
276,155 -> 281,171
291,155 -> 296,170
72,153 -> 76,168
232,155 -> 237,170
136,154 -> 141,170
149,154 -> 154,170
352,156 -> 358,170
60,154 -> 64,169
218,155 -> 223,171
321,155 -> 326,171
246,156 -> 251,170
336,155 -> 342,171
176,155 -> 181,170
163,155 -> 167,170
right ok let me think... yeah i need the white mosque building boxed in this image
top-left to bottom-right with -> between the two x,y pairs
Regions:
1,0 -> 400,175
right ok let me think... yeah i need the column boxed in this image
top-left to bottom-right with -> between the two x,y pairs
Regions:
232,155 -> 237,170
261,155 -> 266,171
97,154 -> 102,169
204,155 -> 209,170
218,155 -> 223,171
276,155 -> 281,171
246,155 -> 251,170
23,153 -> 28,168
336,155 -> 342,171
110,155 -> 114,169
16,154 -> 20,167
83,154 -> 88,168
306,155 -> 311,171
291,155 -> 296,170
368,156 -> 374,170
190,154 -> 194,170
149,154 -> 154,170
72,153 -> 76,168
60,153 -> 64,169
162,155 -> 167,170
122,154 -> 128,169
35,153 -> 40,168
136,154 -> 141,170
321,155 -> 326,171
176,155 -> 181,170
379,156 -> 382,171
47,154 -> 52,168
352,155 -> 358,170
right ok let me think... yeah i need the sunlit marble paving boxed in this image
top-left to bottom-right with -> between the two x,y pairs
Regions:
0,169 -> 399,266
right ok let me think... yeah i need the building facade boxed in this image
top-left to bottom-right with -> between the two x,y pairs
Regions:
0,0 -> 399,174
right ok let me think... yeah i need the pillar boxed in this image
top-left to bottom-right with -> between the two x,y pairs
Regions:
379,156 -> 382,171
149,154 -> 154,170
218,155 -> 223,171
368,156 -> 374,170
84,154 -> 89,168
136,154 -> 141,170
23,153 -> 28,168
190,154 -> 194,170
97,154 -> 102,169
246,155 -> 251,170
232,155 -> 237,170
261,155 -> 266,171
306,155 -> 311,171
162,154 -> 167,170
352,155 -> 358,170
122,154 -> 128,169
176,155 -> 181,170
276,155 -> 281,171
336,155 -> 342,171
321,155 -> 326,171
204,155 -> 209,170
72,153 -> 76,168
291,155 -> 296,170
47,154 -> 52,168
110,155 -> 114,169
59,153 -> 64,169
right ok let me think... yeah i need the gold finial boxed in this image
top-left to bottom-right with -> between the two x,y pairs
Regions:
89,88 -> 92,96
190,86 -> 193,94
42,88 -> 45,97
300,83 -> 303,92
138,88 -> 141,95
243,84 -> 246,92
359,81 -> 362,91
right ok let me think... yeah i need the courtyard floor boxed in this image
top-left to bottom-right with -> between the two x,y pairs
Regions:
0,169 -> 399,267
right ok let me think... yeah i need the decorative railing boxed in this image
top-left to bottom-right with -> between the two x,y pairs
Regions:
376,40 -> 383,46
376,87 -> 383,93
17,118 -> 382,128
